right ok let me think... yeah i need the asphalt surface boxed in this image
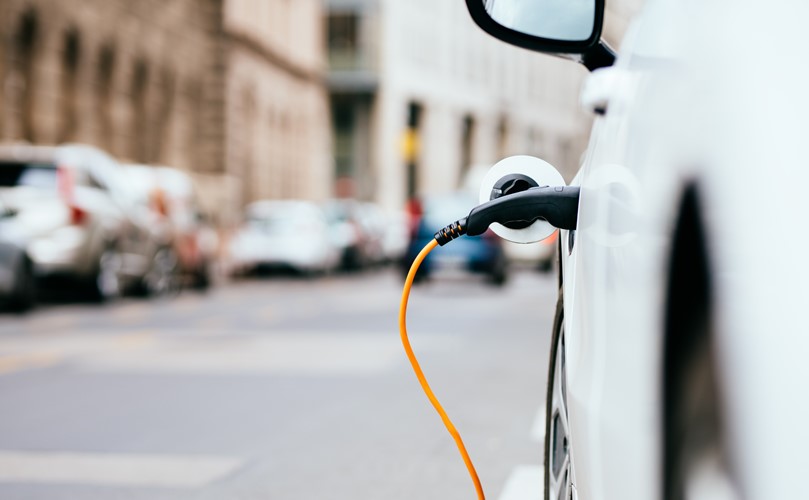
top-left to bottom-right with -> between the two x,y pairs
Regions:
0,266 -> 557,499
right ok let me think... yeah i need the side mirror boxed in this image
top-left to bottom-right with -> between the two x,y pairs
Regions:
465,0 -> 615,71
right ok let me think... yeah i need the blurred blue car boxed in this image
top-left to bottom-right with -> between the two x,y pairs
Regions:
401,193 -> 508,286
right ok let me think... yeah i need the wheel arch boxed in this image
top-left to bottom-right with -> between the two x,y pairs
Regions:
661,182 -> 725,500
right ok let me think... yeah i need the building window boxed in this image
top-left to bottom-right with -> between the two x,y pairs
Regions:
333,100 -> 354,180
184,80 -> 203,170
151,67 -> 176,163
327,13 -> 360,70
459,114 -> 475,185
130,60 -> 149,162
96,44 -> 116,151
13,10 -> 39,142
497,116 -> 509,159
58,29 -> 81,143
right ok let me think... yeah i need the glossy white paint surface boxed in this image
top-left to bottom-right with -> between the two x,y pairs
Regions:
553,1 -> 809,500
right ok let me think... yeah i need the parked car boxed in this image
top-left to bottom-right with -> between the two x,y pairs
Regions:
0,144 -> 157,300
381,209 -> 410,264
229,200 -> 338,276
0,199 -> 36,310
401,193 -> 507,285
464,1 -> 809,500
124,165 -> 217,290
356,202 -> 387,266
322,199 -> 372,270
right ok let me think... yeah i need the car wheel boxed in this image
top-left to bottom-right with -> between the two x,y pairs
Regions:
144,247 -> 180,296
663,187 -> 738,500
487,259 -> 508,286
664,326 -> 737,500
87,245 -> 123,302
488,268 -> 507,286
191,261 -> 211,291
544,291 -> 573,500
7,255 -> 36,312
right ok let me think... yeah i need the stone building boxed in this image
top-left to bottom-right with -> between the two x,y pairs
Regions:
0,0 -> 331,223
224,0 -> 332,207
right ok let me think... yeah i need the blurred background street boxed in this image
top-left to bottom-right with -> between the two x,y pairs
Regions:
0,267 -> 556,499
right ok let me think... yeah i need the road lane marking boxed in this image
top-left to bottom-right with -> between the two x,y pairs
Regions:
78,333 -> 458,376
498,465 -> 543,500
0,329 -> 458,376
0,451 -> 244,488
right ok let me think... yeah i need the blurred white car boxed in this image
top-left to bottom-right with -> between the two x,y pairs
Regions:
0,200 -> 36,310
465,1 -> 809,500
229,200 -> 338,275
322,199 -> 372,270
381,210 -> 410,264
125,165 -> 218,290
0,144 -> 157,300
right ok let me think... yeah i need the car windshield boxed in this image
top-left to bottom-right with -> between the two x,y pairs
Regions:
0,162 -> 58,189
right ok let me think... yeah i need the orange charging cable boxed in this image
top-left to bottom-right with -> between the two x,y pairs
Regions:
399,239 -> 485,500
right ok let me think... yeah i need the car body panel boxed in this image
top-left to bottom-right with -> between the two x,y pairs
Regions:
536,1 -> 809,500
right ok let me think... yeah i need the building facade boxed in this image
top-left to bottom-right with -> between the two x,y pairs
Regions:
0,0 -> 222,168
224,0 -> 332,207
326,0 -> 593,211
0,0 -> 331,223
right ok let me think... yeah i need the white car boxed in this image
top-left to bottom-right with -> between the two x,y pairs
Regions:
0,200 -> 36,310
0,144 -> 159,300
229,200 -> 339,276
464,2 -> 809,500
124,165 -> 218,290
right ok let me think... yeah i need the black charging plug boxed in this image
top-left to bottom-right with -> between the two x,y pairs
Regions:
434,185 -> 580,246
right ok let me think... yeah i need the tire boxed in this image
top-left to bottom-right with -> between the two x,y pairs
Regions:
85,245 -> 123,302
400,256 -> 428,284
7,255 -> 36,312
488,266 -> 508,286
544,289 -> 572,500
487,255 -> 508,287
662,186 -> 737,500
190,261 -> 211,291
664,323 -> 735,500
142,247 -> 180,297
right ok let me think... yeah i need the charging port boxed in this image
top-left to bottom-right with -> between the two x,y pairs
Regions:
490,174 -> 541,229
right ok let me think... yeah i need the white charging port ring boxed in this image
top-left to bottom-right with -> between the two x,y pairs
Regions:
478,155 -> 566,244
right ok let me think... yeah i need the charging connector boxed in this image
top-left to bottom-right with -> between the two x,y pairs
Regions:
400,183 -> 580,499
434,185 -> 580,246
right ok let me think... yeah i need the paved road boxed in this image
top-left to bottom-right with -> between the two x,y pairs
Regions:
0,267 -> 557,499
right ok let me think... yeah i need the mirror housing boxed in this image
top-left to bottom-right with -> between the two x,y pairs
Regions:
465,0 -> 615,71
